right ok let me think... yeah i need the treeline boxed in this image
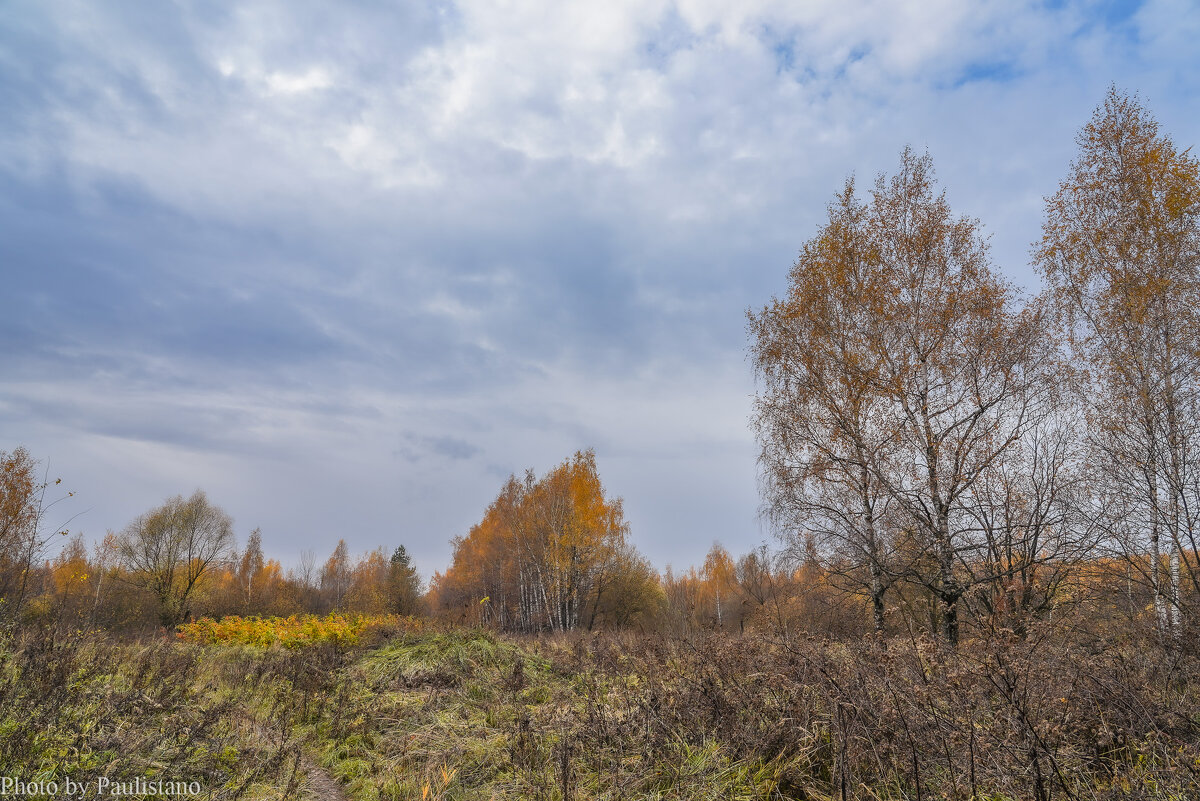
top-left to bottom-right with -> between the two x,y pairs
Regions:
1,434 -> 1193,643
0,457 -> 422,630
0,440 -> 892,638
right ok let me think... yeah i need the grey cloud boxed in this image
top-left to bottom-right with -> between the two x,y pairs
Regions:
397,433 -> 482,463
1,0 -> 1197,577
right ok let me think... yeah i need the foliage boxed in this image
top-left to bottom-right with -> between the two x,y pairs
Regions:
431,450 -> 658,632
176,613 -> 420,649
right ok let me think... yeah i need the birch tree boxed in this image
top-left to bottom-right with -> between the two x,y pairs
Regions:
431,450 -> 634,632
1035,88 -> 1200,639
749,183 -> 898,633
753,149 -> 1061,644
0,447 -> 75,619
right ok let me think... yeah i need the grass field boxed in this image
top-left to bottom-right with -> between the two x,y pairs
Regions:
2,621 -> 1198,800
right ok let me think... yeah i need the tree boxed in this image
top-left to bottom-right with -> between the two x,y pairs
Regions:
236,528 -> 266,613
48,533 -> 92,624
534,450 -> 629,631
0,447 -> 75,619
752,149 -> 1061,645
1036,88 -> 1200,640
431,449 -> 634,632
88,532 -> 120,628
733,545 -> 795,634
289,548 -> 320,612
388,545 -> 422,615
116,490 -> 234,628
319,539 -> 352,612
958,402 -> 1092,633
584,544 -> 663,630
749,181 -> 898,633
345,547 -> 390,613
701,543 -> 737,628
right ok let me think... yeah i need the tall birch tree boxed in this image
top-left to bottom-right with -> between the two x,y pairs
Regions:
753,149 -> 1060,644
1036,88 -> 1200,639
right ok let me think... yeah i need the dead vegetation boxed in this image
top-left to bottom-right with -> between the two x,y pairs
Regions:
3,613 -> 1199,800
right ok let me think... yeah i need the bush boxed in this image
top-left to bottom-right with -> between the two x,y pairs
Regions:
176,613 -> 421,648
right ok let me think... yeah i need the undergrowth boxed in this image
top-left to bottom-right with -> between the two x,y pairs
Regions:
0,625 -> 305,800
2,621 -> 1198,799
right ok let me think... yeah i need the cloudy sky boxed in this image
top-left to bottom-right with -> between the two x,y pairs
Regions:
2,0 -> 1197,579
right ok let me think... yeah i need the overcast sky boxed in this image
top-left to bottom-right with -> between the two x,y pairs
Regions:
2,0 -> 1198,580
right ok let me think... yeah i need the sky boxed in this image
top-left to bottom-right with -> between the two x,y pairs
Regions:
2,0 -> 1198,581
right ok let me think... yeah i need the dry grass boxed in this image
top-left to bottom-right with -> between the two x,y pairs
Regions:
3,621 -> 1198,799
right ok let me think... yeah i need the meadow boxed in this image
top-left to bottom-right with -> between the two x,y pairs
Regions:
2,615 -> 1198,800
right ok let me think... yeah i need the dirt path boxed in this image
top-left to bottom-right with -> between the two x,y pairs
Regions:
298,755 -> 350,801
233,710 -> 350,801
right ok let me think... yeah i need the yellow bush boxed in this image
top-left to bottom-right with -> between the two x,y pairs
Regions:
177,613 -> 420,648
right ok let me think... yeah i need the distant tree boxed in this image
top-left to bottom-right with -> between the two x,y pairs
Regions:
287,548 -> 320,612
388,545 -> 422,615
701,543 -> 737,629
116,490 -> 234,628
584,544 -> 664,630
345,547 -> 390,613
320,539 -> 352,611
88,532 -> 120,628
729,545 -> 799,634
48,533 -> 91,624
735,546 -> 774,611
236,528 -> 266,613
432,450 -> 635,632
659,565 -> 702,636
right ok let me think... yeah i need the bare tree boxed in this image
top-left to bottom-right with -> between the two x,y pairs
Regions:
958,401 -> 1093,632
295,548 -> 317,588
116,490 -> 233,628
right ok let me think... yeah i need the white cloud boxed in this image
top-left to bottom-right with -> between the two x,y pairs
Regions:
265,66 -> 333,95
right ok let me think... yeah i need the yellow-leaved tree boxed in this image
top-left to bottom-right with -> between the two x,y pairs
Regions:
431,449 -> 656,632
1036,88 -> 1200,640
